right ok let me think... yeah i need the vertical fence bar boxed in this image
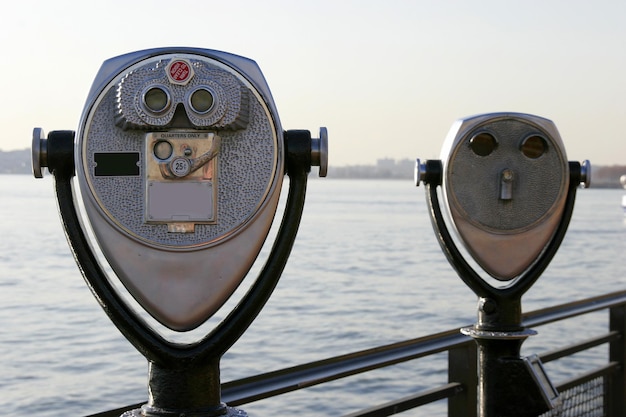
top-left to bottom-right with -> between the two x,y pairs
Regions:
448,339 -> 477,417
608,304 -> 626,415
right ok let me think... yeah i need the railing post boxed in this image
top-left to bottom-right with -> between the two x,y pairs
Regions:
608,304 -> 626,415
448,339 -> 478,417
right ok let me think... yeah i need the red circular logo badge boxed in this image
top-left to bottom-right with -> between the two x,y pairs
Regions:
168,60 -> 191,83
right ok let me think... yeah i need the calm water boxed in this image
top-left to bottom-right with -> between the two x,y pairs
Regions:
0,175 -> 624,416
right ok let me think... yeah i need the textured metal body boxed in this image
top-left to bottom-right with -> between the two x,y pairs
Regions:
75,48 -> 284,331
440,113 -> 569,280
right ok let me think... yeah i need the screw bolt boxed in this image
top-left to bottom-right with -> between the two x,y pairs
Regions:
479,298 -> 497,315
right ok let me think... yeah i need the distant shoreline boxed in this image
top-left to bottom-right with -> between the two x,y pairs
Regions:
2,148 -> 624,188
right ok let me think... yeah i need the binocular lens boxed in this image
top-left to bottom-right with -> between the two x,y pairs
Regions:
521,135 -> 547,159
469,132 -> 497,157
189,88 -> 214,114
143,87 -> 171,114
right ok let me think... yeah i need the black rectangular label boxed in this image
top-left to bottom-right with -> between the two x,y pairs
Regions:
94,152 -> 140,176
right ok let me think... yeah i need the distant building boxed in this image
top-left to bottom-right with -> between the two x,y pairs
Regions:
329,158 -> 414,179
0,149 -> 31,174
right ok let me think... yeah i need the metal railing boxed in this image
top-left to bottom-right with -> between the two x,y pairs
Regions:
90,290 -> 626,417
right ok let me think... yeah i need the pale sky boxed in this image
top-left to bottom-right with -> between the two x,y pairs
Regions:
1,0 -> 624,166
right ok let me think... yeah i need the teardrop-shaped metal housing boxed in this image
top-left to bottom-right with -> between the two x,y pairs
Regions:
75,48 -> 284,330
440,113 -> 569,281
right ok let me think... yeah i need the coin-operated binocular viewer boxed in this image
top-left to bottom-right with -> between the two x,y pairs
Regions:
416,113 -> 590,417
32,48 -> 328,417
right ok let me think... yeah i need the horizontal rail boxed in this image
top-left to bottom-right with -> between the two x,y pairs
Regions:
523,290 -> 626,328
555,361 -> 620,392
225,290 -> 626,407
86,290 -> 626,417
334,363 -> 623,417
341,382 -> 464,417
540,331 -> 621,363
224,329 -> 467,405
